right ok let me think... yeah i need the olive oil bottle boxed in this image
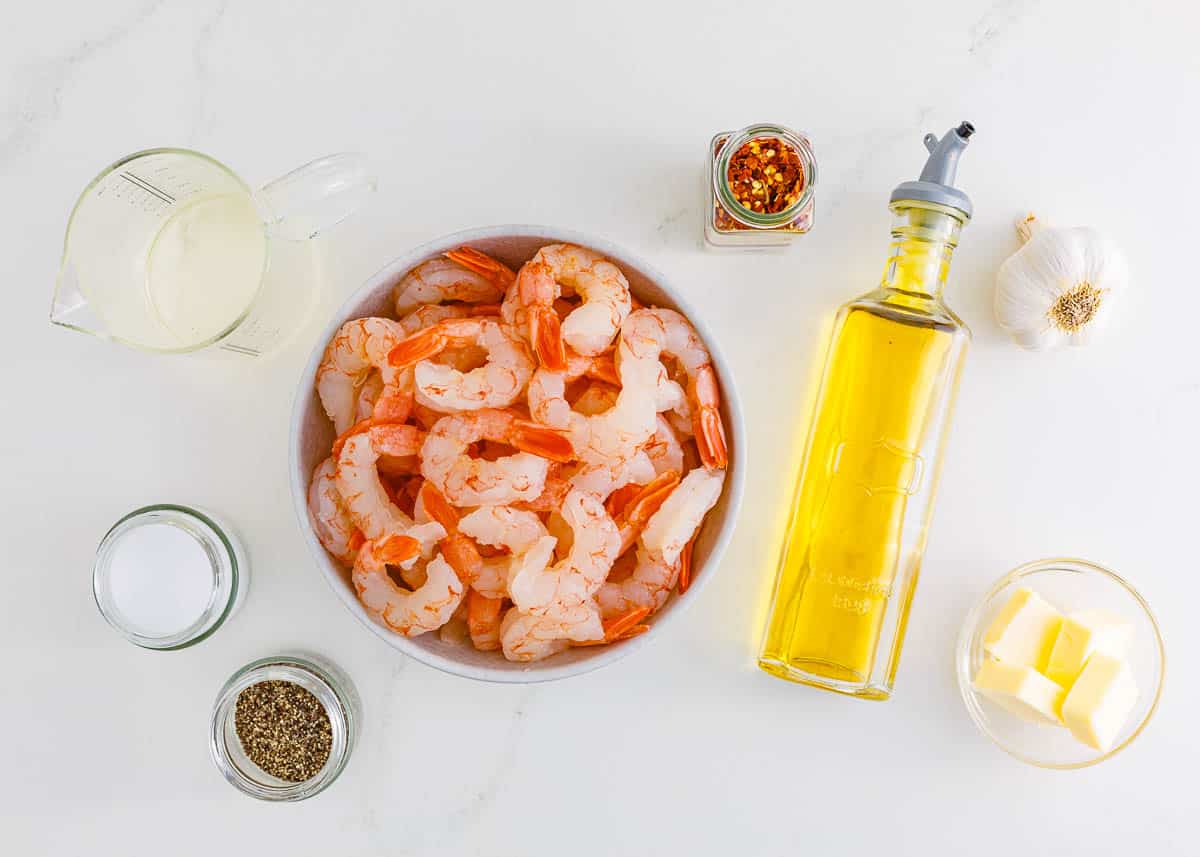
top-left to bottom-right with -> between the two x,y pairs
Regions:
758,123 -> 976,699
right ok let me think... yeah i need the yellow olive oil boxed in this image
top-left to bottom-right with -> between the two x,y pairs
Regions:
759,184 -> 973,699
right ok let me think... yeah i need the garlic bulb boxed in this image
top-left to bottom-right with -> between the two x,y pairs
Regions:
994,214 -> 1128,350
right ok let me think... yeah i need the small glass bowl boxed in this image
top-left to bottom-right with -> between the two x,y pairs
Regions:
93,504 -> 246,650
209,654 -> 359,801
956,558 -> 1165,769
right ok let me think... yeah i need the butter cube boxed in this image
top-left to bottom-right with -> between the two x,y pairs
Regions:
1061,653 -> 1139,752
1045,609 -> 1134,689
983,587 -> 1063,671
973,658 -> 1066,725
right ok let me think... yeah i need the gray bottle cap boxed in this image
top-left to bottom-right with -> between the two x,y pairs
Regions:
889,121 -> 975,218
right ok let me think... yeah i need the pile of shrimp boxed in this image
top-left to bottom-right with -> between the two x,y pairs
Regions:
307,244 -> 729,662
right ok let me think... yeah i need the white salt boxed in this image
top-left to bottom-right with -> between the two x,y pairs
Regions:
106,522 -> 215,636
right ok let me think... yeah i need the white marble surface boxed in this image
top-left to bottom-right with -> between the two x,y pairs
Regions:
2,1 -> 1196,853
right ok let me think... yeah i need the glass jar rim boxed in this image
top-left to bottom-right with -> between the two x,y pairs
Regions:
209,654 -> 357,801
713,124 -> 817,229
92,504 -> 240,650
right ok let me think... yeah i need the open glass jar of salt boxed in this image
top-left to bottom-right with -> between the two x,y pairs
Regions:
92,504 -> 246,650
704,123 -> 817,249
210,654 -> 359,801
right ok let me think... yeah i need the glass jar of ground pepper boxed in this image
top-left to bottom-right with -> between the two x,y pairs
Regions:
705,123 -> 817,249
209,653 -> 359,801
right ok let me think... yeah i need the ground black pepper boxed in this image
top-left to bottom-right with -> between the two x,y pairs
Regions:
234,680 -> 332,783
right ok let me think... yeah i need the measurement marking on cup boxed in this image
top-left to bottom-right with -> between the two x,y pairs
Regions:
219,342 -> 260,356
120,172 -> 176,205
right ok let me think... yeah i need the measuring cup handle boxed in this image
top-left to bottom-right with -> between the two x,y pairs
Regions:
255,153 -> 376,240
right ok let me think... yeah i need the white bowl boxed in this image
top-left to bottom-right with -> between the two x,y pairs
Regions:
289,225 -> 746,682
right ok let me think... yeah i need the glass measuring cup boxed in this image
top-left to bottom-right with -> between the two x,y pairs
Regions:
51,149 -> 375,356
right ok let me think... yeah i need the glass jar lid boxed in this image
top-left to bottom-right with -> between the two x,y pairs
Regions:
92,504 -> 243,650
713,123 -> 818,230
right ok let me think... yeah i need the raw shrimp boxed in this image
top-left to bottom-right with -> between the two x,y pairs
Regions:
618,308 -> 728,470
393,247 -> 514,316
519,450 -> 655,515
506,248 -> 629,369
336,424 -> 446,555
499,600 -> 650,661
416,482 -> 504,599
420,409 -> 574,506
467,591 -> 504,651
460,503 -> 552,596
517,462 -> 572,514
612,470 -> 681,554
572,382 -> 618,416
354,373 -> 385,423
598,468 -> 724,617
353,536 -> 465,637
355,305 -> 504,426
564,380 -> 657,467
498,607 -> 571,662
388,317 -> 533,412
510,245 -> 632,364
527,358 -> 618,429
596,545 -> 681,618
569,451 -> 656,499
529,353 -> 657,467
398,303 -> 500,373
307,457 -> 362,565
640,467 -> 725,566
642,415 -> 685,476
316,317 -> 409,434
507,490 -> 619,632
458,505 -> 549,555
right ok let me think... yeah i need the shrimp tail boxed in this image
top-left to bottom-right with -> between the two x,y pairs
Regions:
530,307 -> 568,372
616,470 -> 682,554
624,471 -> 681,524
467,591 -> 504,651
417,482 -> 485,586
605,605 -> 650,640
585,354 -> 621,387
417,482 -> 460,531
387,327 -> 446,369
605,484 -> 642,519
377,534 -> 422,565
576,606 -> 651,646
445,247 -> 516,289
676,536 -> 697,594
691,366 -> 728,470
510,420 -> 576,463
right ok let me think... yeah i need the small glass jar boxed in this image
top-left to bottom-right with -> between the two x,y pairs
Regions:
210,653 -> 360,801
705,123 -> 817,249
92,504 -> 246,650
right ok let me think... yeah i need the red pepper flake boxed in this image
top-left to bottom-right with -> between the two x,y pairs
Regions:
724,136 -> 805,215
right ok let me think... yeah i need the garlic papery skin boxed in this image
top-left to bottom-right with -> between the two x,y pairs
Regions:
994,214 -> 1129,350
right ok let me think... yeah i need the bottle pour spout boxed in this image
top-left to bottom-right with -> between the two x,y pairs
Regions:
890,121 -> 975,220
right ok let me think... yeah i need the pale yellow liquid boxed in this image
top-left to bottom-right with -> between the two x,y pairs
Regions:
759,303 -> 958,695
143,193 -> 267,348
